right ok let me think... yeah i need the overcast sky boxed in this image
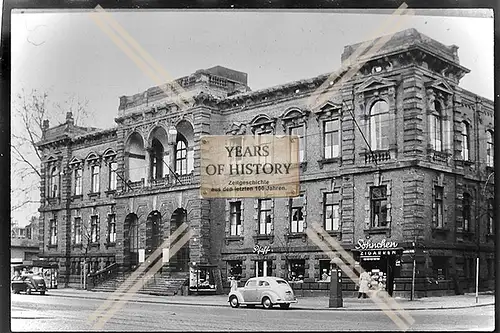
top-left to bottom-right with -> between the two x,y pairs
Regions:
11,9 -> 493,225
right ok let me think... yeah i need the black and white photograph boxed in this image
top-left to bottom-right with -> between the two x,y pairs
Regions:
9,4 -> 495,332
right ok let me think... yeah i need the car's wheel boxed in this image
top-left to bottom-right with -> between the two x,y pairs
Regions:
229,296 -> 240,308
262,297 -> 273,309
40,291 -> 46,295
280,303 -> 291,309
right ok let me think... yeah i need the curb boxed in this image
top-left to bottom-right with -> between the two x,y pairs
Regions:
46,292 -> 494,311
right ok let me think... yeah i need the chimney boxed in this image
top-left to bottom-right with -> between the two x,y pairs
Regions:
66,112 -> 74,125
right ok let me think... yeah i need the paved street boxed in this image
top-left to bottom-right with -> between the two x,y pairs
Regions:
11,292 -> 495,331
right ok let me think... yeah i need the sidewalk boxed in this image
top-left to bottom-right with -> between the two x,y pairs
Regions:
43,288 -> 494,311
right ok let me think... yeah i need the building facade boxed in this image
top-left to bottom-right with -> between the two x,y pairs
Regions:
37,29 -> 494,296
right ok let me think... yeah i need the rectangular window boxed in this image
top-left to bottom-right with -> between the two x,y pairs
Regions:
289,259 -> 305,281
290,195 -> 305,233
90,215 -> 98,243
107,214 -> 116,243
324,119 -> 340,159
290,125 -> 305,162
258,199 -> 272,235
50,218 -> 57,245
371,186 -> 388,228
74,168 -> 83,196
230,201 -> 242,236
109,162 -> 117,191
324,192 -> 340,231
431,115 -> 443,152
432,257 -> 448,280
74,216 -> 82,244
91,165 -> 100,193
435,186 -> 444,228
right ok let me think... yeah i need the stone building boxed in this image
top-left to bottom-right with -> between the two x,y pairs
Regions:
37,29 -> 494,296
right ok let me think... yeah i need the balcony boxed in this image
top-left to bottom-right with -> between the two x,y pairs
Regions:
120,173 -> 196,194
362,149 -> 394,164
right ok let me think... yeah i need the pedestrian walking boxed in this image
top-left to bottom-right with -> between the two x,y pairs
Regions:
358,271 -> 370,299
229,276 -> 238,291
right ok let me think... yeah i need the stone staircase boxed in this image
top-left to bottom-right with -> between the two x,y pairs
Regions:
91,271 -> 189,296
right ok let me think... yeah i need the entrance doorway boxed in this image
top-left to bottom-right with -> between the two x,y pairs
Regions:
124,213 -> 139,269
360,255 -> 396,296
255,260 -> 272,277
169,208 -> 189,272
146,211 -> 162,255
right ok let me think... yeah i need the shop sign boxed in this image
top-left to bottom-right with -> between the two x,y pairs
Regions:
355,239 -> 399,250
253,244 -> 271,255
360,250 -> 398,256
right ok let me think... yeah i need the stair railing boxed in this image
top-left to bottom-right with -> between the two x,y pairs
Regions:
87,263 -> 118,291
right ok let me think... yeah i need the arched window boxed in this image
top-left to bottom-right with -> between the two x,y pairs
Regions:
49,166 -> 59,198
369,100 -> 389,150
486,130 -> 494,167
462,192 -> 471,231
461,121 -> 470,160
175,134 -> 188,175
150,138 -> 164,179
430,101 -> 443,151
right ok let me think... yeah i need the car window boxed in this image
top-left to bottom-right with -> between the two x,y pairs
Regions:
276,279 -> 289,285
258,280 -> 270,287
246,280 -> 257,287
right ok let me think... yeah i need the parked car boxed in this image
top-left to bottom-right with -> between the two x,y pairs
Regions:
12,274 -> 47,295
228,276 -> 297,309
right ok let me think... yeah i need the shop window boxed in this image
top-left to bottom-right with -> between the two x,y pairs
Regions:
90,215 -> 99,243
91,165 -> 100,193
74,168 -> 83,196
227,260 -> 242,280
371,186 -> 388,228
290,195 -> 305,233
432,257 -> 448,280
324,119 -> 340,158
258,199 -> 272,235
230,201 -> 242,236
462,193 -> 471,231
461,121 -> 470,160
434,186 -> 444,228
290,125 -> 305,162
107,214 -> 116,243
109,162 -> 117,190
487,259 -> 495,279
324,192 -> 340,231
486,130 -> 494,167
289,259 -> 305,282
193,267 -> 215,289
369,100 -> 389,151
430,101 -> 443,152
319,260 -> 332,281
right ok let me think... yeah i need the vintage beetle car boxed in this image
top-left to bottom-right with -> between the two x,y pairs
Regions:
228,276 -> 297,309
11,274 -> 47,295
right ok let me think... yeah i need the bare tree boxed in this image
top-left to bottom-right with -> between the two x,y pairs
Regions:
11,88 -> 90,214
